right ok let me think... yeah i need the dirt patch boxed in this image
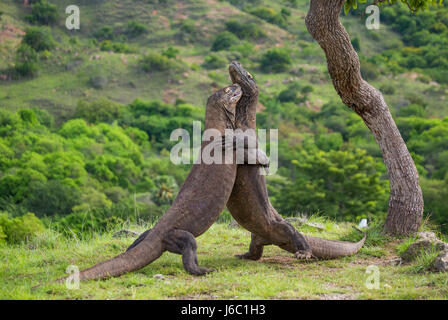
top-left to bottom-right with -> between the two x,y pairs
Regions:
163,88 -> 183,104
0,24 -> 25,45
318,293 -> 358,300
403,72 -> 421,80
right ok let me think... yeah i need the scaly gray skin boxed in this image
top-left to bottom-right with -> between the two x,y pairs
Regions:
55,84 -> 265,282
227,61 -> 366,260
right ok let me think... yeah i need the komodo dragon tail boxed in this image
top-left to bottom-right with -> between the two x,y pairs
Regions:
303,228 -> 366,259
57,231 -> 164,282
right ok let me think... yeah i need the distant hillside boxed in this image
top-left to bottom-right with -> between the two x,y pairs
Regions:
0,0 -> 447,118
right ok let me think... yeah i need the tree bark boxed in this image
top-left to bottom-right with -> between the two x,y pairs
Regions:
305,0 -> 423,235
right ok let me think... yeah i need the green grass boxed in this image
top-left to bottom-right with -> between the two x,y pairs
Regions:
1,219 -> 447,300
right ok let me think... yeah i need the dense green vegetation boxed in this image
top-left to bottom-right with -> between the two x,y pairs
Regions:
0,0 -> 447,247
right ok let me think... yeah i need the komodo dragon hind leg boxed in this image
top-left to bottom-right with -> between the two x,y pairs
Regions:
237,221 -> 313,260
235,233 -> 269,260
126,229 -> 151,252
163,229 -> 215,276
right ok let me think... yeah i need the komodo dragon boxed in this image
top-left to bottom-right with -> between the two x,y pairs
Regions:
55,83 -> 267,282
226,61 -> 366,260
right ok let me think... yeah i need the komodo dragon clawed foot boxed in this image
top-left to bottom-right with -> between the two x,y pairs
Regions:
294,251 -> 314,260
163,229 -> 215,276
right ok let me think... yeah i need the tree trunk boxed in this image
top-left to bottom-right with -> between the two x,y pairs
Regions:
305,0 -> 423,235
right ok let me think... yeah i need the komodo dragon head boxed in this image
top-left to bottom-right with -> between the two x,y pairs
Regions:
205,83 -> 242,134
229,61 -> 259,129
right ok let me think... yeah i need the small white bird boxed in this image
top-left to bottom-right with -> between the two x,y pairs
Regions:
358,219 -> 368,229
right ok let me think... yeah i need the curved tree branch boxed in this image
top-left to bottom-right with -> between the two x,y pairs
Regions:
305,0 -> 423,235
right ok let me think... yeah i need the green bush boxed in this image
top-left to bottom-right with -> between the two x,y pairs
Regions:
23,27 -> 54,52
397,104 -> 427,118
249,6 -> 286,28
225,20 -> 266,40
278,87 -> 300,103
202,54 -> 227,70
94,26 -> 115,41
0,212 -> 45,244
74,98 -> 124,124
270,148 -> 388,220
300,85 -> 314,95
14,44 -> 39,77
351,37 -> 361,52
25,0 -> 58,25
126,20 -> 147,38
24,180 -> 82,217
162,47 -> 180,59
99,40 -> 134,53
360,60 -> 379,80
139,53 -> 176,72
211,31 -> 238,51
260,48 -> 292,73
379,84 -> 396,95
178,19 -> 199,42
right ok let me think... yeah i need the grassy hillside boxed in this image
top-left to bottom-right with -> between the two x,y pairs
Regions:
1,0 -> 447,118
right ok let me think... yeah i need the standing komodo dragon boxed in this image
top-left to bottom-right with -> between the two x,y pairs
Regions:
226,61 -> 366,260
55,83 -> 267,282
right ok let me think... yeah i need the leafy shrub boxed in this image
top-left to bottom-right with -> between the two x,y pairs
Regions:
99,40 -> 134,53
139,53 -> 176,72
379,84 -> 396,95
271,148 -> 388,220
360,60 -> 379,80
120,99 -> 203,150
94,26 -> 115,41
278,87 -> 300,103
89,75 -> 108,89
260,48 -> 292,73
397,104 -> 426,118
225,20 -> 266,40
351,37 -> 361,52
249,7 -> 286,28
229,41 -> 255,58
202,54 -> 227,70
52,210 -> 123,236
162,47 -> 180,59
0,212 -> 45,244
14,44 -> 39,77
74,98 -> 124,124
25,0 -> 58,25
300,85 -> 314,95
178,19 -> 199,42
23,27 -> 54,52
152,175 -> 179,205
0,225 -> 6,243
24,180 -> 82,217
126,20 -> 147,38
211,31 -> 238,51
